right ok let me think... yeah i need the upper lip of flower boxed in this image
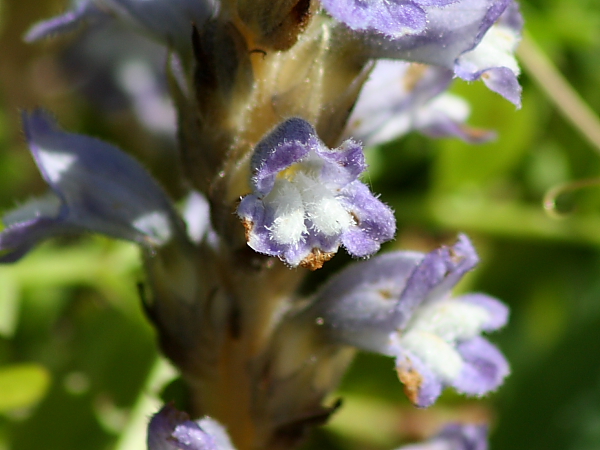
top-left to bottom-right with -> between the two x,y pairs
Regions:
23,0 -> 218,55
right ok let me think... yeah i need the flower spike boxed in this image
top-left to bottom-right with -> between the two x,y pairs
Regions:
237,118 -> 395,269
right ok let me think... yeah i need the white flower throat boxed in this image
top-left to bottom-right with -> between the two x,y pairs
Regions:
264,153 -> 353,245
399,299 -> 491,382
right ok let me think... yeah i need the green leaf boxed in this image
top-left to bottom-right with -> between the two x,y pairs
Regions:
431,87 -> 540,194
0,364 -> 51,412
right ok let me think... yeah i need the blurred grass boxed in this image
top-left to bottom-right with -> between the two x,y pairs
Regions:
2,0 -> 600,449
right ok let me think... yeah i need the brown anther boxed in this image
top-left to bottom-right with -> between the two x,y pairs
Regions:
299,248 -> 335,270
397,362 -> 423,405
403,63 -> 428,92
378,289 -> 394,300
449,246 -> 465,265
460,125 -> 491,140
241,218 -> 254,241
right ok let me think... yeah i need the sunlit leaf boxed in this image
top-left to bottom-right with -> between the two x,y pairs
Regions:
0,364 -> 50,412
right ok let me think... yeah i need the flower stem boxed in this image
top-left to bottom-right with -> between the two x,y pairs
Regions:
113,357 -> 177,450
517,32 -> 600,155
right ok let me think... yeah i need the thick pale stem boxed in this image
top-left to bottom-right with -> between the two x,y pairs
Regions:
160,13 -> 376,450
183,261 -> 307,450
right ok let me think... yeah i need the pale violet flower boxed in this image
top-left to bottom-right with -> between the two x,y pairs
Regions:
304,234 -> 509,406
148,404 -> 235,450
345,60 -> 494,146
0,110 -> 184,262
396,423 -> 488,450
237,118 -> 395,269
342,0 -> 522,106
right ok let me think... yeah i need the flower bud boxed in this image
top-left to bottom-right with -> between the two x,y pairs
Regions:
237,0 -> 313,50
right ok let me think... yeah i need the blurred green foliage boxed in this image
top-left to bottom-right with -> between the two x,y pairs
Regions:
1,0 -> 600,449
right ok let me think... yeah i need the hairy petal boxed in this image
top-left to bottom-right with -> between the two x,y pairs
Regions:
250,119 -> 315,196
322,0 -> 459,37
393,234 -> 479,326
346,0 -> 511,66
322,0 -> 428,36
338,181 -> 396,257
452,336 -> 510,395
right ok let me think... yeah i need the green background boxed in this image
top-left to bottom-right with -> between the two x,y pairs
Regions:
1,0 -> 600,449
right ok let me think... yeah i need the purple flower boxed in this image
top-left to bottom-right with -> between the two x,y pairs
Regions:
237,118 -> 395,269
24,0 -> 217,54
148,404 -> 235,450
305,234 -> 509,407
339,0 -> 522,106
345,60 -> 494,146
0,110 -> 184,262
396,423 -> 488,450
321,0 -> 458,37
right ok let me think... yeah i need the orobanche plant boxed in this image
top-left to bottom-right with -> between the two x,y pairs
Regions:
3,0 -> 522,449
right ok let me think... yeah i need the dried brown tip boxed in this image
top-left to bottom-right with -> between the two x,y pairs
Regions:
299,248 -> 335,271
397,363 -> 423,406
